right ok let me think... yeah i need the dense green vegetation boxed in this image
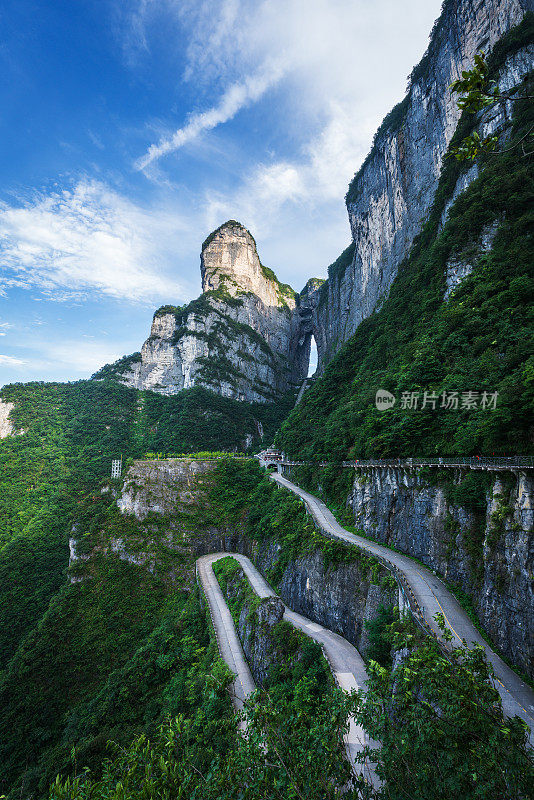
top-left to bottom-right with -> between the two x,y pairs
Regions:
0,416 -> 238,797
44,461 -> 533,799
362,604 -> 395,668
0,379 -> 289,550
206,459 -> 395,591
51,686 -> 354,800
0,439 -> 531,798
0,380 -> 140,666
0,556 -> 167,796
0,381 -> 290,793
50,551 -> 356,800
1,15 -> 533,800
0,522 -> 66,671
278,65 -> 534,459
355,616 -> 534,798
134,385 -> 294,452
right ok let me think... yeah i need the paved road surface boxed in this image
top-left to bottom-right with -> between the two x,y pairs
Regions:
197,554 -> 256,725
197,551 -> 379,787
273,473 -> 534,740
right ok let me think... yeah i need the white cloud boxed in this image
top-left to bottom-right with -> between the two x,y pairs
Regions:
134,0 -> 442,257
0,354 -> 26,366
0,323 -> 12,337
136,60 -> 286,170
0,180 -> 188,303
203,102 -> 372,235
0,338 -> 144,382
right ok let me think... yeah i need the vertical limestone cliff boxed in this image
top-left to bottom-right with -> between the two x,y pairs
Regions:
349,467 -> 534,680
100,221 -> 308,403
313,0 -> 533,371
0,399 -> 24,439
93,4 -> 533,392
0,401 -> 15,439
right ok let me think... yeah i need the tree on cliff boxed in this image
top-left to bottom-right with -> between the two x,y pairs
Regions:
450,51 -> 533,162
354,615 -> 534,799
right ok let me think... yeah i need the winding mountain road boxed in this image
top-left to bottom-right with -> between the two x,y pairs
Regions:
272,473 -> 534,739
197,551 -> 379,787
196,554 -> 256,727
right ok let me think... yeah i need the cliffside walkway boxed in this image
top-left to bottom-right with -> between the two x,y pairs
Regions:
280,456 -> 534,471
272,473 -> 534,740
196,551 -> 380,787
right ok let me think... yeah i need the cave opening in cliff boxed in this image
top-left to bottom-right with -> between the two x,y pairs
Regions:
308,335 -> 318,377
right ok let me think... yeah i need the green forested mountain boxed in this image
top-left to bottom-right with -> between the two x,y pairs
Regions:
0,11 -> 533,800
0,380 -> 291,751
0,376 -> 288,797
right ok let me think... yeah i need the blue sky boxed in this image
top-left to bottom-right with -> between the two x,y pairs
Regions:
0,0 -> 442,386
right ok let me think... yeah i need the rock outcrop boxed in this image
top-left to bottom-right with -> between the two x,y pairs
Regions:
444,220 -> 499,300
92,6 -> 533,391
0,401 -> 14,439
100,221 -> 310,403
217,564 -> 287,687
252,538 -> 396,657
349,466 -> 534,680
0,400 -> 23,439
69,459 -> 225,586
312,0 -> 533,371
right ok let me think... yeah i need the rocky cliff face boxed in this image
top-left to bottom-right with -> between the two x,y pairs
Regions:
252,538 -> 396,657
91,6 -> 533,392
107,458 -> 396,657
313,0 -> 533,371
82,458 -> 533,679
0,400 -> 23,439
105,221 -> 309,403
0,401 -> 14,439
69,459 -> 224,586
349,466 -> 534,679
234,594 -> 286,688
217,565 -> 288,687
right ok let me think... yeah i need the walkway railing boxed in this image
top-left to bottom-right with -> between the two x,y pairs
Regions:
275,456 -> 534,471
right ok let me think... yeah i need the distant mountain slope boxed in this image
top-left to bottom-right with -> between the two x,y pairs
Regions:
0,379 -> 292,674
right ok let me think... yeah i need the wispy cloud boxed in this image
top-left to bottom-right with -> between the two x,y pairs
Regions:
0,354 -> 26,366
0,338 -> 141,384
136,60 -> 285,170
0,180 -> 189,303
0,323 -> 12,337
134,0 -> 441,239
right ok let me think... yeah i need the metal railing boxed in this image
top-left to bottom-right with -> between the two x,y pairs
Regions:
340,456 -> 534,470
276,456 -> 534,471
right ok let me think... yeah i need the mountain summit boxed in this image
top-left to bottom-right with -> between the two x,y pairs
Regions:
95,221 -> 313,402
